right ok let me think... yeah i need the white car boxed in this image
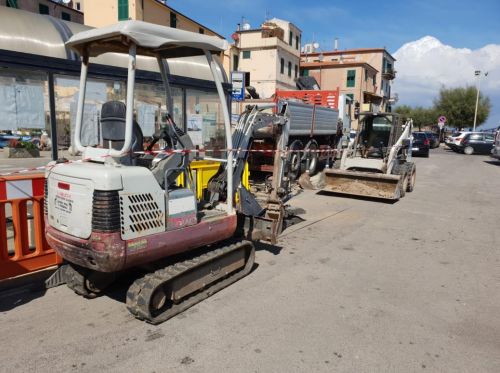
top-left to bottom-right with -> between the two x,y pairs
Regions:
445,132 -> 470,150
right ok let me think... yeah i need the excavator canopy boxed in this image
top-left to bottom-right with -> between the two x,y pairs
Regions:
66,20 -> 228,58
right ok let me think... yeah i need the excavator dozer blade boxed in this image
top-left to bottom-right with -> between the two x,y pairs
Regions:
321,169 -> 402,200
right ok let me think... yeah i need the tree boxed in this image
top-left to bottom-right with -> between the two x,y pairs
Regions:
394,105 -> 437,130
434,86 -> 491,128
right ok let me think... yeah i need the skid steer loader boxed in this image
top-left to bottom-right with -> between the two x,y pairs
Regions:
322,112 -> 416,200
44,21 -> 290,324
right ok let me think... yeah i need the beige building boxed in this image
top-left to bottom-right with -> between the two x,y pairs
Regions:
224,18 -> 302,100
0,0 -> 84,23
74,0 -> 221,37
301,48 -> 397,128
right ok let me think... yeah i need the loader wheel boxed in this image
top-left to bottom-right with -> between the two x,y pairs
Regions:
406,163 -> 416,192
399,175 -> 407,198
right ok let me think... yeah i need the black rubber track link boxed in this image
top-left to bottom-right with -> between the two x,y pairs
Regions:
126,240 -> 255,324
64,264 -> 116,299
65,263 -> 98,299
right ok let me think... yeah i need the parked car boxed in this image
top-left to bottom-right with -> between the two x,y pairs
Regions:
445,131 -> 470,151
455,132 -> 495,155
412,132 -> 430,157
490,128 -> 500,160
425,131 -> 440,148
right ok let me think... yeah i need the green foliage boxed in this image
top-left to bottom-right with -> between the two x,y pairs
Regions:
394,105 -> 437,130
434,86 -> 491,128
395,86 -> 491,129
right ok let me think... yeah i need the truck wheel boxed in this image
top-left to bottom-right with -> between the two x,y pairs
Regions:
287,140 -> 303,180
304,141 -> 319,175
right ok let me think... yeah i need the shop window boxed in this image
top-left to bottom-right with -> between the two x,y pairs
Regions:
233,54 -> 239,71
170,12 -> 177,28
0,67 -> 50,147
185,89 -> 225,157
39,4 -> 49,15
118,0 -> 128,20
346,70 -> 356,88
6,0 -> 18,8
242,50 -> 251,59
53,75 -> 188,150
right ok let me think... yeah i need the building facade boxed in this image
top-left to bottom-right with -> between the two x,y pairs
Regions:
0,0 -> 84,23
224,18 -> 301,100
75,0 -> 221,37
301,48 -> 397,128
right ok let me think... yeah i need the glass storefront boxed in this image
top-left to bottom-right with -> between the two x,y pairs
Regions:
0,65 -> 227,158
186,89 -> 226,156
0,67 -> 50,148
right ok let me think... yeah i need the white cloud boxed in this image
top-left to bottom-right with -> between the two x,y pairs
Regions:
392,36 -> 500,127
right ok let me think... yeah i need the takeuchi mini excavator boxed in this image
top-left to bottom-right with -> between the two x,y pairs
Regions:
322,112 -> 416,200
44,21 -> 289,324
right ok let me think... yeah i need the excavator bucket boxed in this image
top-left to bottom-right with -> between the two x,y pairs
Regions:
321,169 -> 402,200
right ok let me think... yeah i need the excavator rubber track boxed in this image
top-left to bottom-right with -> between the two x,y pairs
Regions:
126,240 -> 255,324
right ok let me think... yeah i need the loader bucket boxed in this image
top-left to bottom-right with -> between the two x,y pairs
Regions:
321,169 -> 402,200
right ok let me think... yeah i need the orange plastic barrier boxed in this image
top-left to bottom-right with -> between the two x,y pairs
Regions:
0,173 -> 62,280
275,88 -> 340,109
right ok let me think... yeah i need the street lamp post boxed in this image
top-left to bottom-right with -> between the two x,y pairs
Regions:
473,70 -> 488,131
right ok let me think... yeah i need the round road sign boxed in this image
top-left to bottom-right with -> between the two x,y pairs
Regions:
438,116 -> 447,123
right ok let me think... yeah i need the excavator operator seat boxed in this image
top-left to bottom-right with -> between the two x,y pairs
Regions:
101,101 -> 144,165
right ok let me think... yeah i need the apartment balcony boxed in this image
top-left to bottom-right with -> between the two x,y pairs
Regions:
382,69 -> 396,80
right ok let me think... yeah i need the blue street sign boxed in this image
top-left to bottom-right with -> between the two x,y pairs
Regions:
231,71 -> 245,101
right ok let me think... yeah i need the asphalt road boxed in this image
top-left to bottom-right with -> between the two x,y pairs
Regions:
1,147 -> 499,373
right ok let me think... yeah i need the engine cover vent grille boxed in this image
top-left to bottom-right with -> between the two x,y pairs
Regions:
44,178 -> 48,216
119,192 -> 165,240
92,190 -> 121,232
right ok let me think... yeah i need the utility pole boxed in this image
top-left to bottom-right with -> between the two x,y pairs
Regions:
473,71 -> 488,131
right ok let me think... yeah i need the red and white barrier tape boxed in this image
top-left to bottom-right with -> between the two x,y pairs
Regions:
0,147 -> 337,177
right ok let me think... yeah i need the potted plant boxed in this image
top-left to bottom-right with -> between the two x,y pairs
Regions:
5,139 -> 40,158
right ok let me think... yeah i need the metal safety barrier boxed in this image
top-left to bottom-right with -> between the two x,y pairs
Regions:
0,173 -> 62,281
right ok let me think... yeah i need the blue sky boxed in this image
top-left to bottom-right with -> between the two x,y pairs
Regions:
170,0 -> 500,53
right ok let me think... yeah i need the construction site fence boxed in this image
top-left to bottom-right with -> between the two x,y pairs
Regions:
0,173 -> 62,281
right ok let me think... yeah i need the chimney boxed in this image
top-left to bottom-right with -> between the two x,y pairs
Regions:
334,38 -> 339,51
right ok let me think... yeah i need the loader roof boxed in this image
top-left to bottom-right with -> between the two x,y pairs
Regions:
66,20 -> 228,58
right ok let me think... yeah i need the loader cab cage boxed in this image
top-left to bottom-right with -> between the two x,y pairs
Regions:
66,20 -> 235,213
355,113 -> 402,158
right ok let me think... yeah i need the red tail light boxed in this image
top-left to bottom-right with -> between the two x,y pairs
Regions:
58,182 -> 70,190
424,139 -> 430,146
